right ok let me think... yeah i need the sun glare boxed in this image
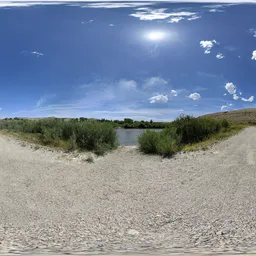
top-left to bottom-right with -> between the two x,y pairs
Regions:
146,31 -> 166,41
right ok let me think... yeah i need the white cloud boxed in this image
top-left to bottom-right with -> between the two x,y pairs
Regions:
223,93 -> 227,96
249,28 -> 256,37
169,17 -> 184,23
130,8 -> 173,20
130,9 -> 197,21
149,94 -> 168,104
209,8 -> 225,12
200,40 -> 217,54
170,90 -> 178,97
0,1 -> 256,9
252,50 -> 256,60
89,19 -> 94,23
216,53 -> 224,59
109,24 -> 114,26
36,94 -> 55,108
36,97 -> 46,107
143,77 -> 168,88
241,96 -> 254,102
188,93 -> 201,100
31,51 -> 43,57
233,94 -> 239,100
118,79 -> 137,89
225,82 -> 236,95
187,15 -> 201,20
227,103 -> 233,106
221,105 -> 228,111
79,2 -> 155,9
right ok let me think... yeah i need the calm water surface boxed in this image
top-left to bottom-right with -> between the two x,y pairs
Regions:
116,128 -> 162,146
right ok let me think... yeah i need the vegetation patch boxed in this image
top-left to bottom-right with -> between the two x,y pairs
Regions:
0,118 -> 119,155
138,115 -> 245,157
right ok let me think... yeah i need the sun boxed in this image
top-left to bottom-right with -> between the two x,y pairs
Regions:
146,31 -> 166,41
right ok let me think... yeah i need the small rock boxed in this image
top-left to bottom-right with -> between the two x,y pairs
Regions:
127,229 -> 139,236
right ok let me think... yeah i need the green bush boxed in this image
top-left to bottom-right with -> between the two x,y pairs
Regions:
171,115 -> 225,144
138,130 -> 160,154
156,136 -> 177,158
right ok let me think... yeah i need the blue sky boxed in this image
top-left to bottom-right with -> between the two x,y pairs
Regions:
1,0 -> 256,121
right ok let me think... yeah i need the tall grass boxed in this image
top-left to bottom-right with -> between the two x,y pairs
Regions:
0,118 -> 118,154
138,115 -> 232,157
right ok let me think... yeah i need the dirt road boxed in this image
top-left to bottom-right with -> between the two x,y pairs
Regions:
1,128 -> 256,254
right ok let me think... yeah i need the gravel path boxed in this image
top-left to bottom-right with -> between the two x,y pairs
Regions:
1,128 -> 256,254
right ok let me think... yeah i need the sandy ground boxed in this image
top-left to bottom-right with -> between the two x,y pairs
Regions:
1,128 -> 256,255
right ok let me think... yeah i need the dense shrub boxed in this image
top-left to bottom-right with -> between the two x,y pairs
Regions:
171,115 -> 226,144
0,118 -> 118,154
138,115 -> 230,157
138,130 -> 160,154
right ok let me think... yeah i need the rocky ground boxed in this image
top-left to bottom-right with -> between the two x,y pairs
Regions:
1,128 -> 256,255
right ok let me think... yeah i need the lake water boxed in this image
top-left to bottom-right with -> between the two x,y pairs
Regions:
116,128 -> 162,146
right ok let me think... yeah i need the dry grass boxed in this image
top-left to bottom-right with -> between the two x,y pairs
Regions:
200,108 -> 256,124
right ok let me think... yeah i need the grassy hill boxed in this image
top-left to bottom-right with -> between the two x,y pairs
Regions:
200,108 -> 256,124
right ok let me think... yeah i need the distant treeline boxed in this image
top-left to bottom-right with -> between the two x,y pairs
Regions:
3,117 -> 169,129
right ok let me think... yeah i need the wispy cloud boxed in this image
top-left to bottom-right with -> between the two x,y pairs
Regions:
208,8 -> 225,12
31,51 -> 43,57
130,9 -> 200,22
0,1 -> 254,9
143,77 -> 168,89
249,28 -> 256,37
36,94 -> 55,108
77,2 -> 155,9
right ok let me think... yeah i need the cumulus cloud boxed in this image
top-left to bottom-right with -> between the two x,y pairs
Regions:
149,94 -> 168,104
31,51 -> 43,57
241,96 -> 254,102
200,40 -> 217,54
225,82 -> 236,95
221,105 -> 228,111
252,50 -> 256,60
188,93 -> 201,100
223,93 -> 227,96
216,53 -> 224,59
143,77 -> 168,88
170,90 -> 178,97
233,94 -> 239,100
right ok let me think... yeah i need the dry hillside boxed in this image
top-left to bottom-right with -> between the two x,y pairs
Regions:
201,108 -> 256,123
